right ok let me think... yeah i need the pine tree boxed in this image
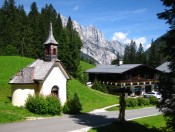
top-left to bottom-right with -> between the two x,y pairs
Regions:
27,2 -> 42,58
123,40 -> 137,64
136,43 -> 146,64
129,40 -> 137,64
157,0 -> 175,131
123,45 -> 130,64
147,40 -> 161,68
65,16 -> 83,78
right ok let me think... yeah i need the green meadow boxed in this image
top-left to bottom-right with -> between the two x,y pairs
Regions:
0,56 -> 118,123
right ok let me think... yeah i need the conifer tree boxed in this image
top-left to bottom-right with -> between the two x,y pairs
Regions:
136,43 -> 146,64
27,2 -> 42,58
157,0 -> 175,131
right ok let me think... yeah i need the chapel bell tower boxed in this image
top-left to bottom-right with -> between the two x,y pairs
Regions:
44,22 -> 58,61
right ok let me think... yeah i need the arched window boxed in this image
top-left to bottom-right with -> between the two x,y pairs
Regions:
51,86 -> 59,98
53,48 -> 56,55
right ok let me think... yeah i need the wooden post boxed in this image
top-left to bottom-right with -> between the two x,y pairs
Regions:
118,92 -> 126,123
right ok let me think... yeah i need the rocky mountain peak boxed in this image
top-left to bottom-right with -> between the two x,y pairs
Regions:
61,15 -> 125,65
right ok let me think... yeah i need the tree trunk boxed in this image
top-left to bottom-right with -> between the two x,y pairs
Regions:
118,93 -> 126,123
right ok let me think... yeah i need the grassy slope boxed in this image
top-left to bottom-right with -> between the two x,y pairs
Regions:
0,56 -> 34,102
89,115 -> 167,132
69,61 -> 118,112
68,78 -> 118,112
80,61 -> 95,71
0,56 -> 35,123
0,56 -> 118,123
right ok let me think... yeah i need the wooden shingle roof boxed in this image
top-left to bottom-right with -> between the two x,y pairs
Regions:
9,59 -> 70,84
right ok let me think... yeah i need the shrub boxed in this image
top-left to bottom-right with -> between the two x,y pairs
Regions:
92,80 -> 108,93
137,97 -> 150,106
46,95 -> 61,115
25,95 -> 61,115
149,96 -> 158,105
63,92 -> 82,114
126,98 -> 138,107
26,95 -> 48,114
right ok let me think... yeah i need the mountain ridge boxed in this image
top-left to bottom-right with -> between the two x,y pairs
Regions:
61,15 -> 125,65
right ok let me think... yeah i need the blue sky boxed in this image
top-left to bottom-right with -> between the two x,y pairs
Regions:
0,0 -> 169,50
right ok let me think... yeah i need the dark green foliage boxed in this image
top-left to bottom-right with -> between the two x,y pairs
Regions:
63,92 -> 82,114
125,98 -> 138,107
136,43 -> 147,64
25,95 -> 61,115
147,40 -> 161,68
91,80 -> 108,93
25,95 -> 48,115
45,95 -> 61,115
126,97 -> 151,107
137,97 -> 150,106
157,0 -> 175,131
0,0 -> 82,78
148,96 -> 158,105
123,40 -> 137,64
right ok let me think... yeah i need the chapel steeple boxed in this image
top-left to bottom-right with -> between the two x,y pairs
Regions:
44,22 -> 59,61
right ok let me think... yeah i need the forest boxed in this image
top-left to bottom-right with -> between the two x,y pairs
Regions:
0,0 -> 82,78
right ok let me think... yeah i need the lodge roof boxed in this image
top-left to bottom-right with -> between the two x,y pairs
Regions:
86,64 -> 143,74
156,62 -> 171,73
9,59 -> 70,84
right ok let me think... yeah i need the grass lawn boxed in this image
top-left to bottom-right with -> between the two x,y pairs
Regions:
67,78 -> 119,112
0,56 -> 118,123
89,115 -> 167,132
80,61 -> 95,71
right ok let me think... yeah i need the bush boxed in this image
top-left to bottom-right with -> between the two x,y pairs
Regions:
92,80 -> 108,93
137,97 -> 150,106
126,98 -> 138,107
148,96 -> 158,105
46,95 -> 61,115
63,92 -> 82,114
25,95 -> 61,115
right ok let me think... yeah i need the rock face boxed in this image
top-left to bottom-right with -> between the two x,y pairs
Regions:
61,15 -> 125,65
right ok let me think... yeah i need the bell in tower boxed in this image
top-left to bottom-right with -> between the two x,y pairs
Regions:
44,22 -> 59,61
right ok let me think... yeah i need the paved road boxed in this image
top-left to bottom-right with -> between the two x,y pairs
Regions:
0,107 -> 161,132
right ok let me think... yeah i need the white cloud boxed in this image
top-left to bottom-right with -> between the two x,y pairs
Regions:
145,44 -> 151,49
112,32 -> 150,51
73,5 -> 79,11
112,32 -> 128,41
134,37 -> 147,47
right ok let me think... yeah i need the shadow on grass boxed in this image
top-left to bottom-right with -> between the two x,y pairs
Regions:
69,113 -> 165,132
90,120 -> 165,132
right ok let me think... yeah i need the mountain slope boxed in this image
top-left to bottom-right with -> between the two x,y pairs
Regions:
61,15 -> 125,65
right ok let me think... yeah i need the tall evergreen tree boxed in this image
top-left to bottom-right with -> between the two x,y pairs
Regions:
129,40 -> 137,63
65,17 -> 82,78
27,2 -> 42,58
123,40 -> 137,64
136,43 -> 146,64
147,40 -> 161,68
157,0 -> 175,131
123,45 -> 130,64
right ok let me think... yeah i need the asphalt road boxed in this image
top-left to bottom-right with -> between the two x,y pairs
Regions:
0,107 -> 161,132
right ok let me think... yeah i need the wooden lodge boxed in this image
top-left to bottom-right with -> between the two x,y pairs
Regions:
86,62 -> 160,96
